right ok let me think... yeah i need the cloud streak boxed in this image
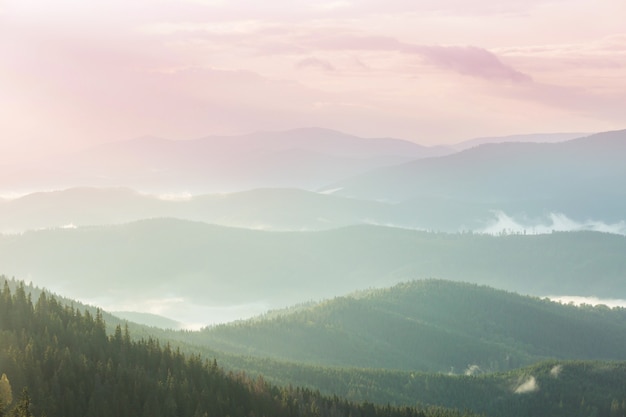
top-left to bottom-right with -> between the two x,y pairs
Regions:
479,211 -> 626,236
296,57 -> 336,71
406,45 -> 532,82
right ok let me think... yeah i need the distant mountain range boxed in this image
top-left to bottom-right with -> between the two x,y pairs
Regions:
2,128 -> 623,233
0,127 -> 600,196
0,127 -> 452,194
452,132 -> 588,150
0,187 -> 394,233
0,186 -> 533,234
327,129 -> 626,203
325,129 -> 626,223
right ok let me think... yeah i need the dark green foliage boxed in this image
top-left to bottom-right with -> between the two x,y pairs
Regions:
192,280 -> 626,372
0,277 -> 472,417
10,389 -> 32,417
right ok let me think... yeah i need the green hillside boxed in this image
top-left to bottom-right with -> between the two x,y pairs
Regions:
3,278 -> 626,417
192,280 -> 626,372
0,279 -> 471,417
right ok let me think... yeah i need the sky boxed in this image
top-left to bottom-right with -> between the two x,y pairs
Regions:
2,0 -> 626,163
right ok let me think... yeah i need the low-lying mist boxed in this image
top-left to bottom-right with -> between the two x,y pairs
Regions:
479,211 -> 626,236
80,295 -> 271,330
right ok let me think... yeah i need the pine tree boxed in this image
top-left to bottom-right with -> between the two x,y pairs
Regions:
11,388 -> 32,417
0,374 -> 12,409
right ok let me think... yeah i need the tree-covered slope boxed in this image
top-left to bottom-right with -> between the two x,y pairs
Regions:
0,220 -> 625,320
220,357 -> 626,417
193,281 -> 626,373
0,280 -> 473,417
3,278 -> 625,417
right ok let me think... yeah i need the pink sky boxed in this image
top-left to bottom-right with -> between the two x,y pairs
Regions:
1,0 -> 625,163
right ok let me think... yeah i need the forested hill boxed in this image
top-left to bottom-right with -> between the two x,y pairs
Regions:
2,279 -> 625,417
194,280 -> 626,373
0,280 -> 473,417
1,220 -> 625,317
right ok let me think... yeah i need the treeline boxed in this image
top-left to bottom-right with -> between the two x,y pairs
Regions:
0,279 -> 473,417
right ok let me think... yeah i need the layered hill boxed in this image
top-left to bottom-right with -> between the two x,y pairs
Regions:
0,279 -> 467,417
0,186 -> 560,234
0,128 -> 452,194
1,219 -> 625,326
3,278 -> 626,417
327,129 -> 626,223
0,187 -> 392,234
3,129 -> 623,233
0,186 -> 517,234
452,131 -> 588,150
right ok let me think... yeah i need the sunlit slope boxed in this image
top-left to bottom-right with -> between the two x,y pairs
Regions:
195,280 -> 626,372
0,220 -> 624,308
0,280 -> 468,417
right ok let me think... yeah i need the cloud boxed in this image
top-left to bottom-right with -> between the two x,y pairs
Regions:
465,364 -> 482,376
162,0 -> 571,18
550,365 -> 562,378
83,294 -> 271,329
180,0 -> 226,5
298,33 -> 402,51
294,32 -> 531,81
514,376 -> 538,394
479,211 -> 626,236
2,0 -> 624,159
406,45 -> 532,82
312,1 -> 352,11
296,57 -> 336,71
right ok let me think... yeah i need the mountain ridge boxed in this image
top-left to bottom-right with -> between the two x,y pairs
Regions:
0,127 -> 454,194
1,219 -> 625,326
324,129 -> 626,225
193,279 -> 626,372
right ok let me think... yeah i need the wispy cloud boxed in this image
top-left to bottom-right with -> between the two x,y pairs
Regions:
406,45 -> 532,82
269,31 -> 531,81
550,365 -> 562,378
514,376 -> 538,394
84,294 -> 271,329
296,57 -> 336,71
